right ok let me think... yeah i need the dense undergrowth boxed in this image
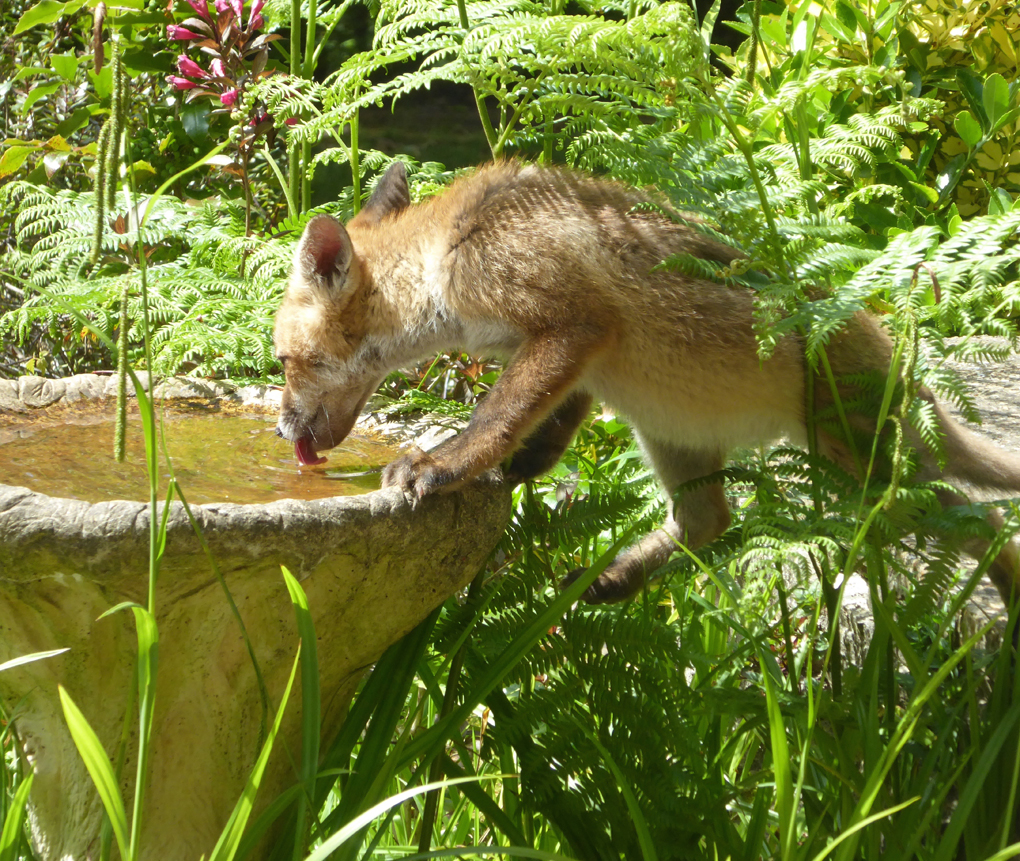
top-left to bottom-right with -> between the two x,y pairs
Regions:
1,0 -> 1020,858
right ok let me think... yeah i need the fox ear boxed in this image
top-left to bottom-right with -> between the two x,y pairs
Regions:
294,215 -> 354,297
358,162 -> 410,224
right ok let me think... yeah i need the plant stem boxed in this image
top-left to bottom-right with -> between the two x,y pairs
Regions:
263,141 -> 297,220
301,0 -> 317,211
745,0 -> 761,85
114,281 -> 129,462
417,574 -> 485,855
350,109 -> 361,213
289,0 -> 302,209
455,0 -> 499,157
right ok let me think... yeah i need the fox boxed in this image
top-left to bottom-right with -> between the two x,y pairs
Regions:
273,160 -> 1020,606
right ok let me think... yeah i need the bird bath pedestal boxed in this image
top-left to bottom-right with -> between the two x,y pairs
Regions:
0,375 -> 511,860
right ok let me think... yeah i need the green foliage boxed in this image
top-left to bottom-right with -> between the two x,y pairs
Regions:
304,0 -> 700,159
741,0 -> 1020,217
0,181 -> 290,378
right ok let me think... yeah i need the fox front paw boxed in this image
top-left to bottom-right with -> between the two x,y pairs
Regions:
381,447 -> 453,501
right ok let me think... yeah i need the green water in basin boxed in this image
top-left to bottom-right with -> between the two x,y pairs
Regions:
0,400 -> 394,505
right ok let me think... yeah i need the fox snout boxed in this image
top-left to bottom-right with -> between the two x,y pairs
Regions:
275,402 -> 334,466
276,394 -> 359,466
275,375 -> 382,467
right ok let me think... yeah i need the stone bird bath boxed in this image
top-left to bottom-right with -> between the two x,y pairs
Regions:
0,375 -> 511,860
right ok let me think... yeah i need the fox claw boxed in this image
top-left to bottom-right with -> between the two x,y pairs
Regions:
383,447 -> 448,503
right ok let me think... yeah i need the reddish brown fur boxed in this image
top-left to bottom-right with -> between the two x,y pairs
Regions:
274,161 -> 1020,605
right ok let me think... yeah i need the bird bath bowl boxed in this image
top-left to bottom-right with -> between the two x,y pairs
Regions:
0,374 -> 510,860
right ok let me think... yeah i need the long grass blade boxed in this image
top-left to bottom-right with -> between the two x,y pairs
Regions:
570,715 -> 657,861
0,650 -> 69,673
758,644 -> 796,861
58,686 -> 130,861
281,566 -> 321,860
207,645 -> 302,861
0,772 -> 33,861
931,701 -> 1020,861
397,528 -> 636,771
127,606 -> 159,861
303,777 -> 494,861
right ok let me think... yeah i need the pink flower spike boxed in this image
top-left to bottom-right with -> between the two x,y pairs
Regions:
230,0 -> 243,20
167,75 -> 198,90
220,88 -> 239,106
167,24 -> 202,40
209,58 -> 226,77
177,54 -> 207,78
185,0 -> 211,19
248,0 -> 264,26
214,0 -> 230,12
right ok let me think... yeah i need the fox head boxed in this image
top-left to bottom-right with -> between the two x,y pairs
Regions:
274,162 -> 411,465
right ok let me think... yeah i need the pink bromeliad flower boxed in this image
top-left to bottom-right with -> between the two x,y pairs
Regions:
167,76 -> 198,90
167,24 -> 203,40
220,88 -> 240,106
177,54 -> 207,78
184,0 -> 211,20
209,58 -> 226,78
248,0 -> 265,28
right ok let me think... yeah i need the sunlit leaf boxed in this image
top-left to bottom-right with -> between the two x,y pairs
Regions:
58,687 -> 130,861
14,0 -> 87,35
0,773 -> 33,861
21,83 -> 61,115
51,52 -> 78,81
982,73 -> 1009,129
0,648 -> 69,673
953,110 -> 982,148
43,150 -> 70,179
0,146 -> 35,177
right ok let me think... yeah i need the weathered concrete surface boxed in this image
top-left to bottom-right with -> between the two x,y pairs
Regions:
0,376 -> 511,861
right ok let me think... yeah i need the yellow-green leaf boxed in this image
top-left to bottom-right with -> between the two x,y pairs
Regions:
953,110 -> 982,148
0,146 -> 35,177
45,134 -> 71,151
983,73 -> 1009,128
127,160 -> 156,179
51,52 -> 77,81
14,0 -> 87,35
0,773 -> 33,861
909,182 -> 938,204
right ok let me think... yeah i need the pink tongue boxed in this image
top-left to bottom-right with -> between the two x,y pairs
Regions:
295,437 -> 327,466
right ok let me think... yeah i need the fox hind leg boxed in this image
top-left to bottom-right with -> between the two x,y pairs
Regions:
571,436 -> 730,604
